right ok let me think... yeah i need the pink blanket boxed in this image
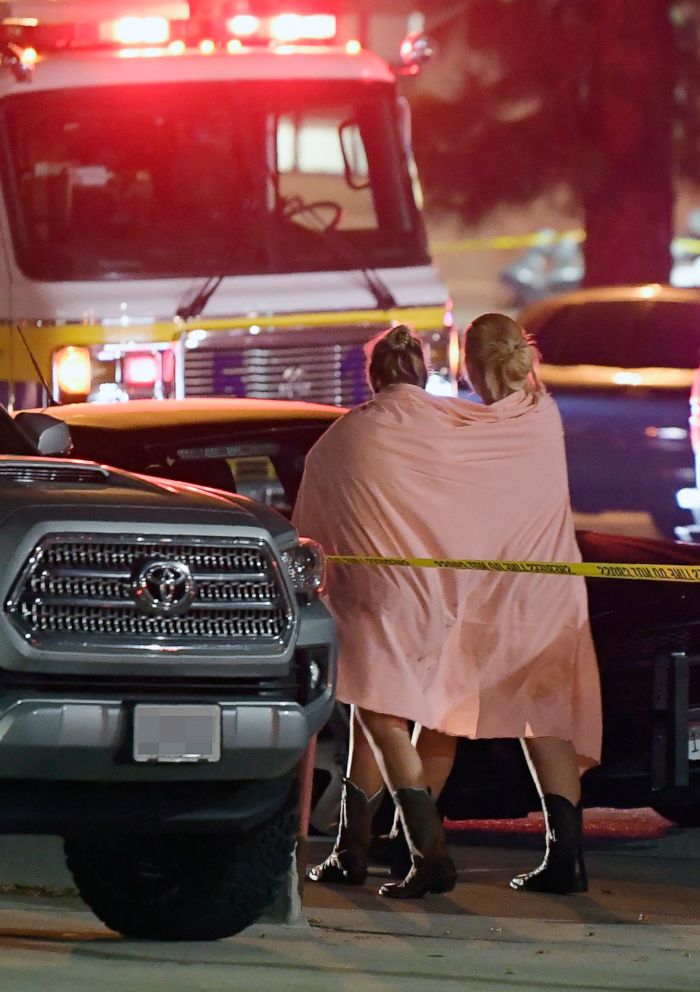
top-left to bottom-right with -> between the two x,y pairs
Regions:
293,384 -> 602,767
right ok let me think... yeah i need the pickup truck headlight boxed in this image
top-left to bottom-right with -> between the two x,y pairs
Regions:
282,539 -> 326,600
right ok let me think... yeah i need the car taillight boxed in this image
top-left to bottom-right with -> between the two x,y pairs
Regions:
53,346 -> 92,399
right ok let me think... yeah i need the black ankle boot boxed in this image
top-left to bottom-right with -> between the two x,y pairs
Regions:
368,806 -> 412,878
308,779 -> 373,886
510,793 -> 588,894
379,788 -> 457,899
369,831 -> 412,878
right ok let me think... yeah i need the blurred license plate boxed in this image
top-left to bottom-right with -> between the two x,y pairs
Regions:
689,722 -> 700,761
133,704 -> 221,763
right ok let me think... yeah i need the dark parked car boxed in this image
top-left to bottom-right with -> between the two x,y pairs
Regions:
519,284 -> 700,540
23,396 -> 700,827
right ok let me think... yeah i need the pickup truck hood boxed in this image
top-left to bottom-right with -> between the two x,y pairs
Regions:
0,455 -> 295,543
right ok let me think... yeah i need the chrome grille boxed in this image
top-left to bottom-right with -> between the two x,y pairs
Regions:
7,536 -> 293,651
183,327 -> 375,406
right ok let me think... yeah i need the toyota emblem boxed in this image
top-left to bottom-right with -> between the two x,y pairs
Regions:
134,560 -> 196,617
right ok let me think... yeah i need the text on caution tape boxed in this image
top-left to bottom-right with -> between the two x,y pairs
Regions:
326,555 -> 700,583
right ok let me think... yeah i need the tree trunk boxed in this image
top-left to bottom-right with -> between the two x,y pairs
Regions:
581,0 -> 675,287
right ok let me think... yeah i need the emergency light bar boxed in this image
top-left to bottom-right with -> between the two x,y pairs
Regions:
0,2 -> 189,25
0,1 -> 338,54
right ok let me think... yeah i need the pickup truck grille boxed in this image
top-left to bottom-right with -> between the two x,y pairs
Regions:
6,535 -> 294,651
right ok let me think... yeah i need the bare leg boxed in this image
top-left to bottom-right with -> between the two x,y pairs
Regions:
521,736 -> 581,806
356,708 -> 456,898
414,726 -> 457,799
346,707 -> 385,798
356,708 -> 426,791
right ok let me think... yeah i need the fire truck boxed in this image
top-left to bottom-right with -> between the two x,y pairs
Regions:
0,0 -> 455,409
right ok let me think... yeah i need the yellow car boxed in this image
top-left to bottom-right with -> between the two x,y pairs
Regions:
28,396 -> 344,518
519,284 -> 700,540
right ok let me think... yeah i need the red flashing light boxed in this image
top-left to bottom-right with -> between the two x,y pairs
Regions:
0,5 -> 338,56
270,13 -> 336,43
228,14 -> 261,38
111,16 -> 170,46
161,348 -> 176,388
123,352 -> 159,389
301,14 -> 337,40
20,45 -> 38,65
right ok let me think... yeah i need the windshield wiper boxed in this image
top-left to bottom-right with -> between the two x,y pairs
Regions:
176,275 -> 224,322
276,198 -> 398,310
175,199 -> 397,321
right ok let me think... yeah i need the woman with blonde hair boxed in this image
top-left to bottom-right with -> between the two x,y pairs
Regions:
293,316 -> 601,898
463,312 -> 598,893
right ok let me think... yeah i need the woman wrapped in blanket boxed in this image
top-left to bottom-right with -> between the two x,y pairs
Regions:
293,316 -> 602,899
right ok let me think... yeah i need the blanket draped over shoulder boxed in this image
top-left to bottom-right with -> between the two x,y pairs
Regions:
293,383 -> 602,768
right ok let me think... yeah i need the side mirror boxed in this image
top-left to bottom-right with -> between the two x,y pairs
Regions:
14,411 -> 73,457
338,119 -> 370,191
396,32 -> 435,75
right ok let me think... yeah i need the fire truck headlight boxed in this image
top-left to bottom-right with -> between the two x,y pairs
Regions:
53,346 -> 92,400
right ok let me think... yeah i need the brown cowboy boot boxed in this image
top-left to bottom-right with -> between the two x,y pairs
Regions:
378,788 -> 457,899
510,793 -> 588,894
308,779 -> 376,885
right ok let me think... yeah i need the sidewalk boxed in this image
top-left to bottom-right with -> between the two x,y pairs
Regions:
1,827 -> 700,992
303,824 -> 700,928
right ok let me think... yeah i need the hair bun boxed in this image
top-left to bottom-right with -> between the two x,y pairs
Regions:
386,325 -> 413,350
365,324 -> 428,392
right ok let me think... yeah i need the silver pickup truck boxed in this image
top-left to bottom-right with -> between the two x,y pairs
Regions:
0,405 -> 336,940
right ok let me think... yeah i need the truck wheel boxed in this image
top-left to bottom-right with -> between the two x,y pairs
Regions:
64,797 -> 298,941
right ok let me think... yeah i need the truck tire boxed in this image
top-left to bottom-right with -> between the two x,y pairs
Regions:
64,796 -> 298,941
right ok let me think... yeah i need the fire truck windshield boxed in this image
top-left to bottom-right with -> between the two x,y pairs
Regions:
4,79 -> 429,282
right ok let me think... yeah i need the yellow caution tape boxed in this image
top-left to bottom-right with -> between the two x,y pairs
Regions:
673,236 -> 700,254
430,229 -> 700,256
327,554 -> 700,583
430,229 -> 585,254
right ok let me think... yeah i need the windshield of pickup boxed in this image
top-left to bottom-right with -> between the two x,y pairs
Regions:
4,79 -> 428,281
